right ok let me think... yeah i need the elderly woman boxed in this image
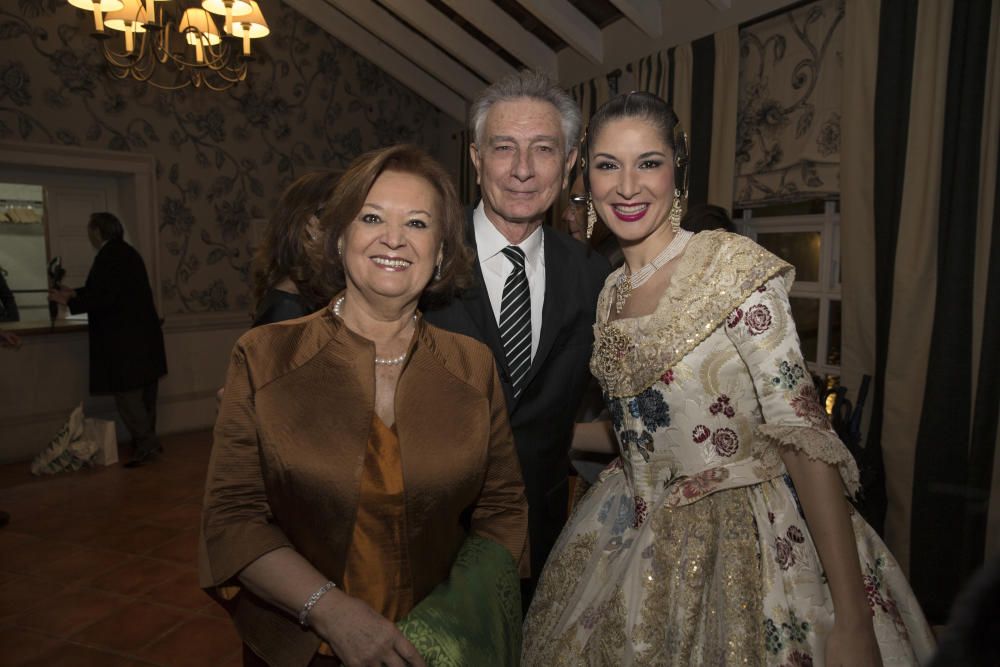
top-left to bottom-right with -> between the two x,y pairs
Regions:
251,170 -> 340,327
201,145 -> 529,667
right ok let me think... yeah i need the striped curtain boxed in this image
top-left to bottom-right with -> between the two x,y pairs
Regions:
618,29 -> 740,214
841,0 -> 1000,622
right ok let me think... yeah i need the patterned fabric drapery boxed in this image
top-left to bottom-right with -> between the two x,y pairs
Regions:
734,0 -> 845,207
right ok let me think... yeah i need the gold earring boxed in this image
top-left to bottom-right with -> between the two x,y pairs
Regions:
337,237 -> 344,256
586,196 -> 597,239
434,262 -> 442,281
668,189 -> 684,232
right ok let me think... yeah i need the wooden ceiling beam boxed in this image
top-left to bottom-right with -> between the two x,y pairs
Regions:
609,0 -> 663,38
514,0 -> 604,64
378,0 -> 516,83
440,0 -> 559,77
325,0 -> 486,102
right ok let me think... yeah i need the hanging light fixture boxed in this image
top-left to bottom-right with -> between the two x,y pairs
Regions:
67,0 -> 269,91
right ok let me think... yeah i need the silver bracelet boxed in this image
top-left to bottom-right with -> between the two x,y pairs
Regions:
298,580 -> 336,627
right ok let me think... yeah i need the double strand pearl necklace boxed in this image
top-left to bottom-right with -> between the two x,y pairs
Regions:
332,296 -> 416,366
615,229 -> 693,314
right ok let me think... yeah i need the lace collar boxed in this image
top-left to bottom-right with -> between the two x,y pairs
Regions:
591,230 -> 793,398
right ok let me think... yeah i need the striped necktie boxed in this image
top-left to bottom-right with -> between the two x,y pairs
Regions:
499,246 -> 531,397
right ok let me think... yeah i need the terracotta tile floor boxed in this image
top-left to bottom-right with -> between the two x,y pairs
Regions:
0,430 -> 244,666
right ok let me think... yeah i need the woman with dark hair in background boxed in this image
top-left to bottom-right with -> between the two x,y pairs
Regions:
251,170 -> 339,327
201,145 -> 528,667
523,92 -> 934,666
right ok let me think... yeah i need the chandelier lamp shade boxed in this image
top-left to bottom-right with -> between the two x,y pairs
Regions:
67,0 -> 270,91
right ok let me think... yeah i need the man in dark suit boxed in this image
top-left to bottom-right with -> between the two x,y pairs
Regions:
425,71 -> 610,604
50,212 -> 167,468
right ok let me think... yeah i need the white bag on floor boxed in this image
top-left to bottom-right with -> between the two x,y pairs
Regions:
30,403 -> 99,475
84,418 -> 118,466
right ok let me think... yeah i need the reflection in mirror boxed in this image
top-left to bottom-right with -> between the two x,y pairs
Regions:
827,300 -> 842,367
789,296 -> 819,364
0,183 -> 47,323
757,231 -> 821,282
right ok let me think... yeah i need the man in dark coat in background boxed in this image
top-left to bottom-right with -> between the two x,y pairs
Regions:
50,212 -> 167,467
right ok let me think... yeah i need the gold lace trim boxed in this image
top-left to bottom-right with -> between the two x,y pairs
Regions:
754,424 -> 861,496
591,231 -> 792,398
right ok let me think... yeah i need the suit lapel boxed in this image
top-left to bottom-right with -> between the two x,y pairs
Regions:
459,213 -> 507,373
521,226 -> 571,393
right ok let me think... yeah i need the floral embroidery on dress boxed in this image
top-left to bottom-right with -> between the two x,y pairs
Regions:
864,556 -> 906,631
660,368 -> 675,385
789,384 -> 829,428
710,394 -> 736,417
745,303 -> 773,334
712,427 -> 740,456
633,496 -> 648,528
781,650 -> 814,667
628,387 -> 670,431
597,494 -> 634,537
620,429 -> 655,462
692,425 -> 711,443
727,308 -> 744,328
775,536 -> 796,569
771,360 -> 806,390
763,610 -> 813,656
677,467 -> 730,501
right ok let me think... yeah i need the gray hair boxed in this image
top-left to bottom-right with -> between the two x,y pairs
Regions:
469,70 -> 582,157
88,211 -> 124,242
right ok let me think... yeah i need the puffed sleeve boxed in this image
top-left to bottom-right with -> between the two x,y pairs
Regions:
469,363 -> 530,578
724,275 -> 861,496
198,343 -> 293,591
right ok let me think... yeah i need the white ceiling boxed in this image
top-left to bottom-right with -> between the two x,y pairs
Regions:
285,0 -> 795,122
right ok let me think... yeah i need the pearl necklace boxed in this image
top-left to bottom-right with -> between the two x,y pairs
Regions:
615,230 -> 693,314
332,296 -> 416,366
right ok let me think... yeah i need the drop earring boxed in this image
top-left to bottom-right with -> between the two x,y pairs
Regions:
667,189 -> 684,233
434,262 -> 442,281
337,237 -> 344,256
586,196 -> 597,239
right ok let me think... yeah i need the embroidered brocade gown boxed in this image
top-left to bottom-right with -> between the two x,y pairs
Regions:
522,231 -> 935,666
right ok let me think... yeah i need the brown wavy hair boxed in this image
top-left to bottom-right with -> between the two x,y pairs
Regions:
314,145 -> 473,305
251,170 -> 340,309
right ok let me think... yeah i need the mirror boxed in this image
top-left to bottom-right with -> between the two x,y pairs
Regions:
0,183 -> 48,324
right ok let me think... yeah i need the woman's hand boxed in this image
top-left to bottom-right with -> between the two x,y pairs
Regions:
312,592 -> 426,667
824,618 -> 883,667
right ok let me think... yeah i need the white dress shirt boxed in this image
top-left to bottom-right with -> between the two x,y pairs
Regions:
473,202 -> 545,362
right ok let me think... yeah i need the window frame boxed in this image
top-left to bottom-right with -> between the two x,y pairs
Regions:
736,200 -> 841,379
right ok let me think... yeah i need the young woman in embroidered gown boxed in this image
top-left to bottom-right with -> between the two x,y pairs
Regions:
521,92 -> 935,666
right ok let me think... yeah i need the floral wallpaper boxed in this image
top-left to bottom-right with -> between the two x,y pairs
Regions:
0,0 -> 460,313
735,0 -> 843,207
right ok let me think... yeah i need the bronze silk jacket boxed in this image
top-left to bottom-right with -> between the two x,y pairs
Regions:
199,305 -> 529,666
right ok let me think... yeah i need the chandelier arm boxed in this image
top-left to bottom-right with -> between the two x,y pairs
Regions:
91,3 -> 262,91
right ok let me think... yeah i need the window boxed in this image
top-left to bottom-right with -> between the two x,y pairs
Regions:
735,199 -> 841,388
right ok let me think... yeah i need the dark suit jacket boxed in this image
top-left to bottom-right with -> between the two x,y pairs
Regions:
424,212 -> 610,582
69,238 -> 167,394
200,307 -> 528,666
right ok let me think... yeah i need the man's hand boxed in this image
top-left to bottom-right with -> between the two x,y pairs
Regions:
0,330 -> 20,349
48,286 -> 75,305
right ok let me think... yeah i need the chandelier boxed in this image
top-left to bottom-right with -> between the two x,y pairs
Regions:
67,0 -> 270,91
